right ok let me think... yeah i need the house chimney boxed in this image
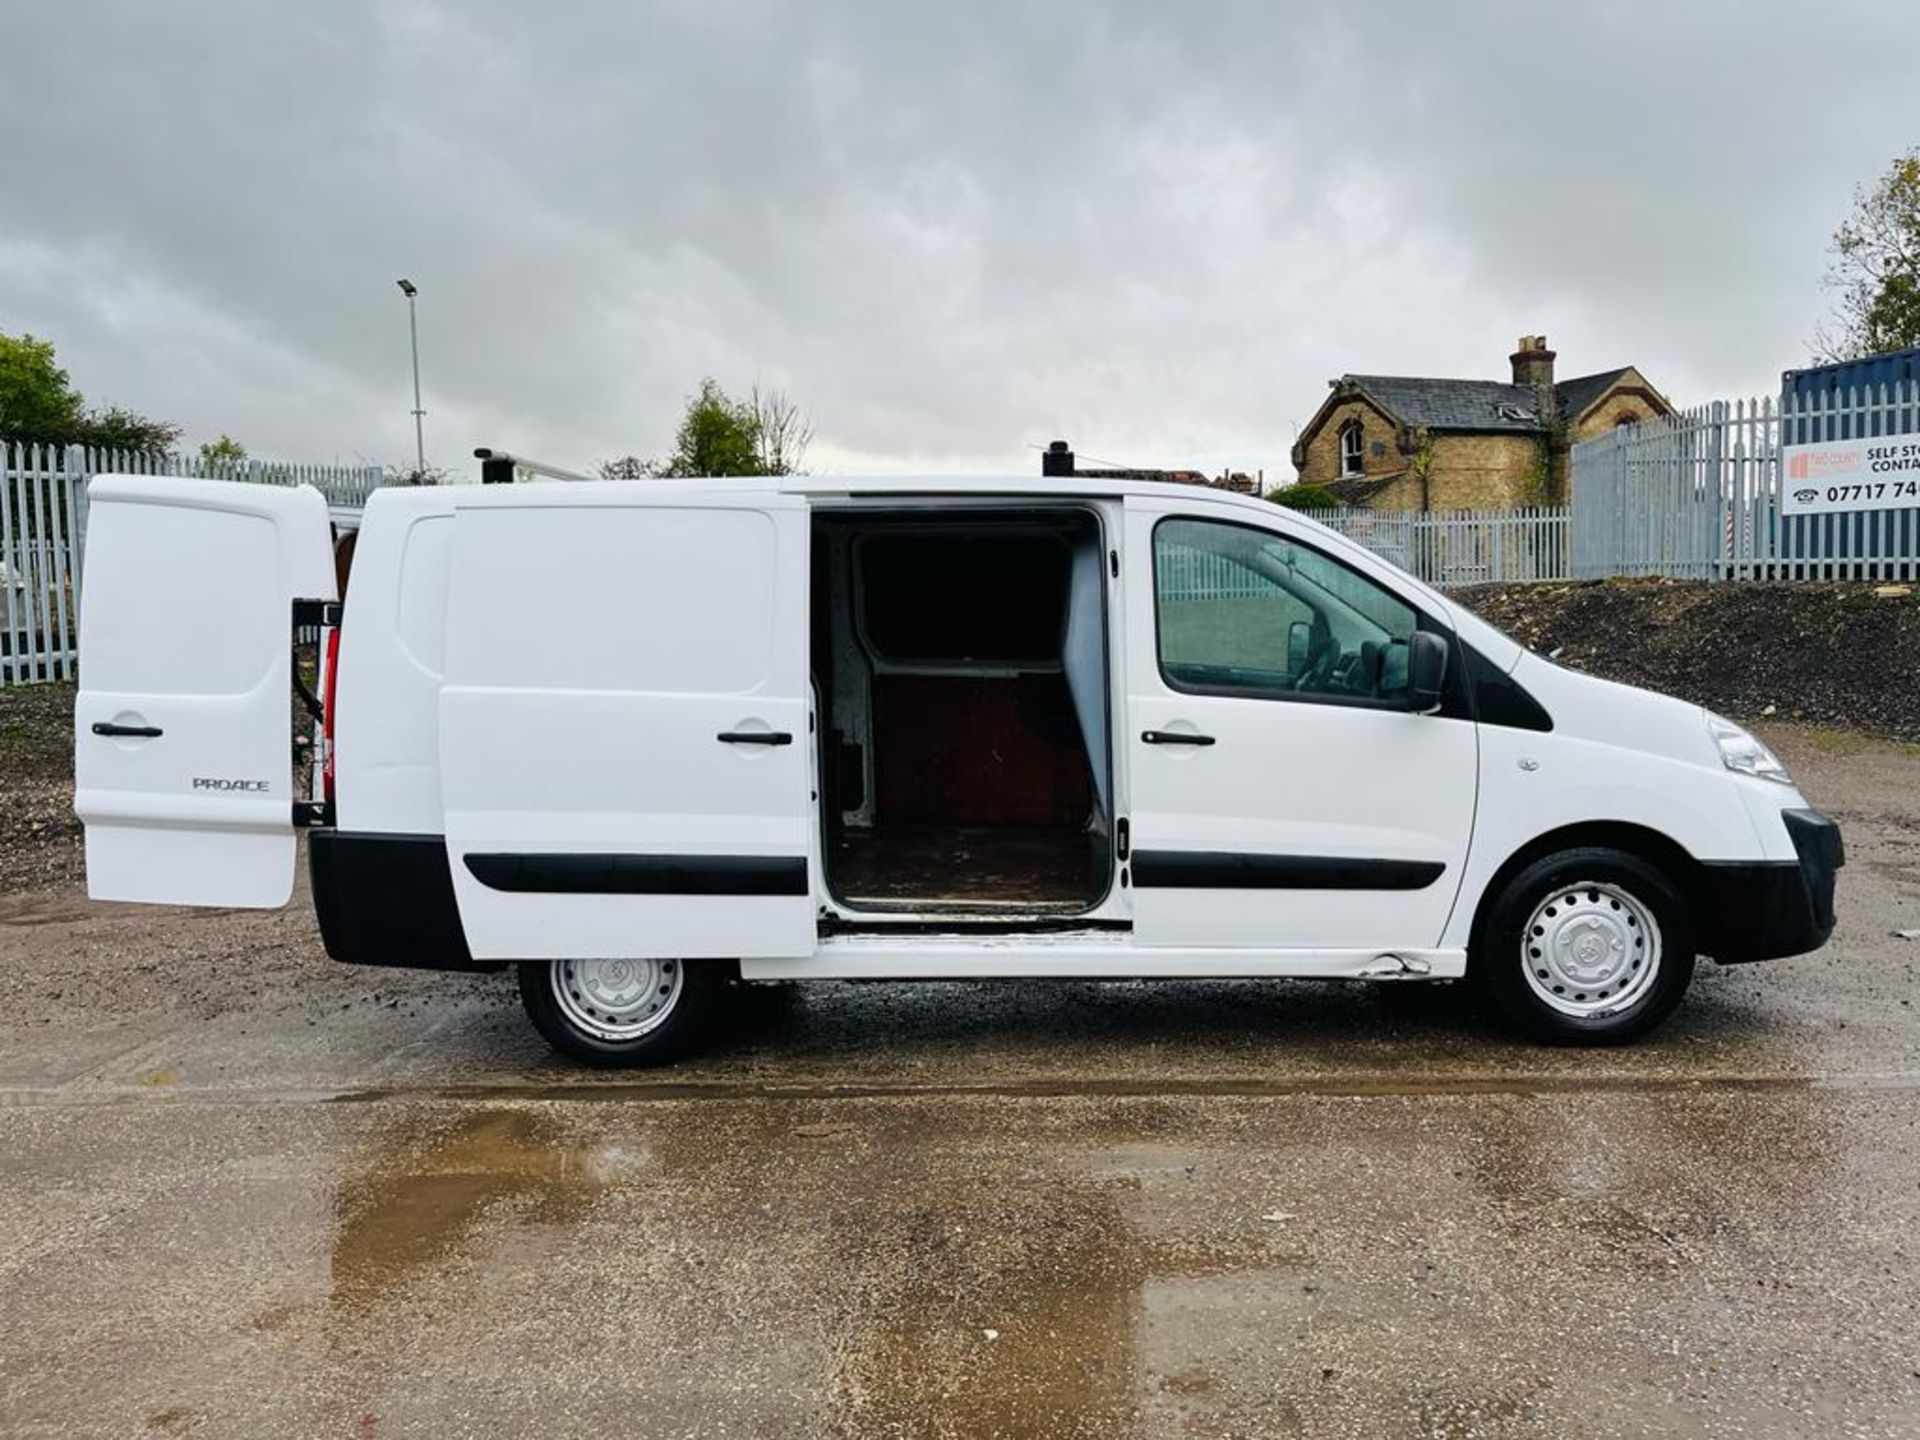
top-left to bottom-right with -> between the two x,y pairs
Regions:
1510,335 -> 1556,390
1041,439 -> 1075,477
1511,334 -> 1559,425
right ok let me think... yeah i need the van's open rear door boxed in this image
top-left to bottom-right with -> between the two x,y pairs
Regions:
74,476 -> 336,907
438,486 -> 813,961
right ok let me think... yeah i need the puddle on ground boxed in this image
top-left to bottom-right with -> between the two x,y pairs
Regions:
832,1181 -> 1141,1437
810,1085 -> 1852,1437
814,1132 -> 1283,1438
1463,1081 -> 1838,1242
298,1079 -> 1860,1437
328,1108 -> 640,1313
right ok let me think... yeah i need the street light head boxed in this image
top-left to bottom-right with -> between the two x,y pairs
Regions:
396,278 -> 417,297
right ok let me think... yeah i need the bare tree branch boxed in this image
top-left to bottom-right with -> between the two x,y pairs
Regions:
750,385 -> 812,476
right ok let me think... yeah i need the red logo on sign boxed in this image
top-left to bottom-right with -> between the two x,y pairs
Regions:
1787,448 -> 1862,480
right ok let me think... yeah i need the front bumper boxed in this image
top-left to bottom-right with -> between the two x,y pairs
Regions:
1701,808 -> 1844,964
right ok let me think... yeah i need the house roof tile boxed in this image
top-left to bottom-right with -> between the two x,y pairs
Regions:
1553,366 -> 1635,422
1339,366 -> 1641,434
1343,375 -> 1545,432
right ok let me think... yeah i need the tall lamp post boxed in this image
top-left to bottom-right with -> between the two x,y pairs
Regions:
396,278 -> 425,476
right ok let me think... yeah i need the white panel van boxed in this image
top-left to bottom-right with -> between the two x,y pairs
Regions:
73,472 -> 1844,1065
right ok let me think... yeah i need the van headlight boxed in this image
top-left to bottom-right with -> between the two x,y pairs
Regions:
1707,714 -> 1792,785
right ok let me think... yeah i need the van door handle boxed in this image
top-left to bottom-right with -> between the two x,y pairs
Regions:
92,722 -> 163,739
717,730 -> 793,746
1142,729 -> 1214,746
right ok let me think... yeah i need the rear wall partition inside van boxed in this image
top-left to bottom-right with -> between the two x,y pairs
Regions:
811,507 -> 1112,915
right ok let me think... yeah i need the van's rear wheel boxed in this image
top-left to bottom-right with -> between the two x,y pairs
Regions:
1474,847 -> 1695,1045
517,957 -> 723,1067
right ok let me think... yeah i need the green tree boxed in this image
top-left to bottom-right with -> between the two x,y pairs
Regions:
1265,481 -> 1340,510
601,380 -> 812,479
596,454 -> 660,480
197,434 -> 247,470
1407,424 -> 1438,511
660,377 -> 763,477
1818,146 -> 1920,361
0,332 -> 85,446
0,331 -> 181,454
80,406 -> 181,455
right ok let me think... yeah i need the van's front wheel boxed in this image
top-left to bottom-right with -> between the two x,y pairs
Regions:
1474,847 -> 1695,1045
517,957 -> 723,1067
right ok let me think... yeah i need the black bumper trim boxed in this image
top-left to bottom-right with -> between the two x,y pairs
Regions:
1131,850 -> 1444,891
1701,808 -> 1843,964
463,852 -> 809,897
308,830 -> 490,971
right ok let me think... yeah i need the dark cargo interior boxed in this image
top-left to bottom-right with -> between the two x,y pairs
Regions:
812,510 -> 1112,912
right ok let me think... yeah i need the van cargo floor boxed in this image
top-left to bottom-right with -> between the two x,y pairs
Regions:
830,826 -> 1102,910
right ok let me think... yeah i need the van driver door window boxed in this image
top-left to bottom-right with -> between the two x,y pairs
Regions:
1153,518 -> 1420,706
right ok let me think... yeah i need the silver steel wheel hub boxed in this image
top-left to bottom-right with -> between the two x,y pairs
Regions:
551,957 -> 683,1042
1520,881 -> 1661,1018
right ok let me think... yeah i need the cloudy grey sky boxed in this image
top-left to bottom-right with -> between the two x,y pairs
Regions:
1,1 -> 1914,479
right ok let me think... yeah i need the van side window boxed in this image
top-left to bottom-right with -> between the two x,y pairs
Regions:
1153,517 -> 1420,705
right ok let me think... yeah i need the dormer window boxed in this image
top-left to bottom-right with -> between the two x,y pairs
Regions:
1338,419 -> 1364,478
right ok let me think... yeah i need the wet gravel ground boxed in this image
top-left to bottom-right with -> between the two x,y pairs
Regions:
1,726 -> 1918,1437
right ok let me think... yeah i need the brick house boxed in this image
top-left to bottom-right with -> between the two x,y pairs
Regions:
1289,336 -> 1672,510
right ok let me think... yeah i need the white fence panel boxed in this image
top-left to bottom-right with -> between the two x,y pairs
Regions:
1313,506 -> 1571,589
1,447 -> 87,686
1,444 -> 384,688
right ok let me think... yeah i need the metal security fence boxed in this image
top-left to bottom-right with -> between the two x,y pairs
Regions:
1156,505 -> 1571,596
1570,383 -> 1920,582
0,448 -> 84,687
1314,507 -> 1571,588
1,445 -> 382,687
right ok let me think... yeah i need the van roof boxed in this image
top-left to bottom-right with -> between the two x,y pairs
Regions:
430,471 -> 1281,513
781,472 -> 1268,507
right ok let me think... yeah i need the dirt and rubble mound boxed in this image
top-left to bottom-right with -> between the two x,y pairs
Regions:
1455,578 -> 1920,742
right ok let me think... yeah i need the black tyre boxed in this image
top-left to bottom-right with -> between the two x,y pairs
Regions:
1473,846 -> 1695,1045
517,957 -> 726,1067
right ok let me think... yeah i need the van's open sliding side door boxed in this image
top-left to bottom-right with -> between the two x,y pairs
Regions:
438,486 -> 814,961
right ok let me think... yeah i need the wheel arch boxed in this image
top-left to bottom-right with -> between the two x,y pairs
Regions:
1465,821 -> 1706,963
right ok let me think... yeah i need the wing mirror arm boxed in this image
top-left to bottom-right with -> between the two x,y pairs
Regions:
1286,620 -> 1312,677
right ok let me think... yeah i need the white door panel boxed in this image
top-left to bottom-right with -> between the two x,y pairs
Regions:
74,476 -> 336,907
1124,500 -> 1476,949
439,489 -> 813,961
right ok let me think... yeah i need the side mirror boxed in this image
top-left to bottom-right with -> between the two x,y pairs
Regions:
1286,620 -> 1312,676
1406,631 -> 1449,714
